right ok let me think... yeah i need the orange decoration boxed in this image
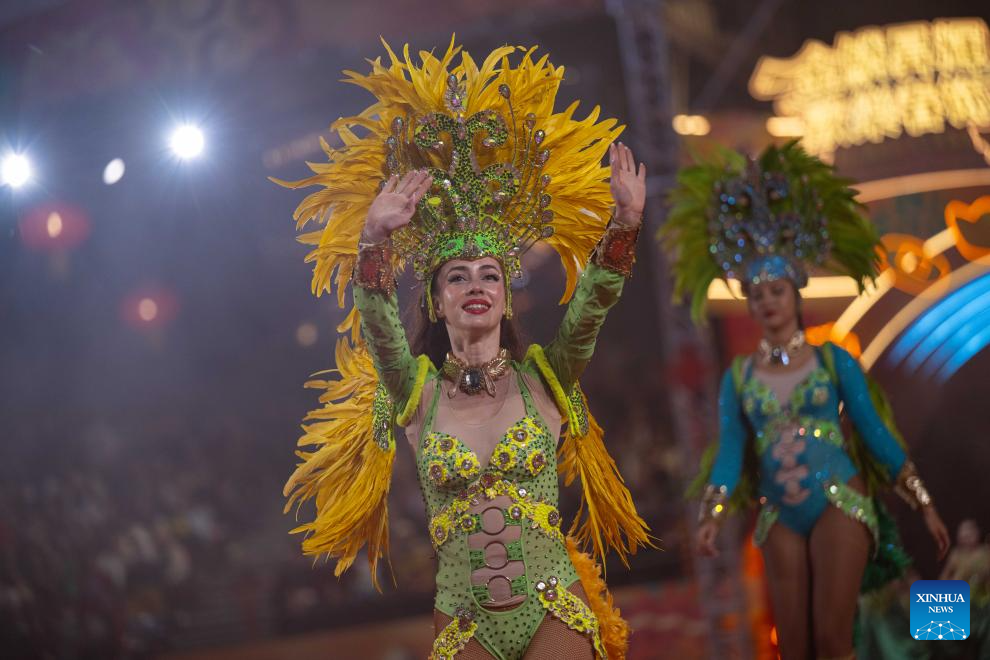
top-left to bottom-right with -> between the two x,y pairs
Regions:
806,323 -> 862,359
944,196 -> 990,262
877,233 -> 951,294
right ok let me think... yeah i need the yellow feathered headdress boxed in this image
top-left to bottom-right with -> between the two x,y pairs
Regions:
274,35 -> 622,313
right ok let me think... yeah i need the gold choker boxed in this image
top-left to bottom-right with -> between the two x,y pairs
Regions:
442,348 -> 511,397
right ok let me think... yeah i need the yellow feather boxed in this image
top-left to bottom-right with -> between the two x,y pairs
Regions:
274,37 -> 623,319
567,536 -> 630,659
558,387 -> 655,568
526,345 -> 654,567
283,338 -> 396,591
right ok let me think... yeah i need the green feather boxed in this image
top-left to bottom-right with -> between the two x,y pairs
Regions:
659,141 -> 882,325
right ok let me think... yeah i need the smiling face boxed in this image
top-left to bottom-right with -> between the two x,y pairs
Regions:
433,257 -> 506,334
746,278 -> 799,335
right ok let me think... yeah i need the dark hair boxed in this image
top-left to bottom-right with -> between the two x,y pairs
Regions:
408,271 -> 527,367
795,287 -> 805,330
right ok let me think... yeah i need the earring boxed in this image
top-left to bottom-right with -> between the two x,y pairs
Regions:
504,280 -> 513,319
425,287 -> 438,323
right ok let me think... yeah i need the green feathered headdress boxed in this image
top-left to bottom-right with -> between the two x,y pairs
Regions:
659,141 -> 882,324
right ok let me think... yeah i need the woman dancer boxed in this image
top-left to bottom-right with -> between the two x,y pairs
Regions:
660,143 -> 950,660
278,40 -> 651,659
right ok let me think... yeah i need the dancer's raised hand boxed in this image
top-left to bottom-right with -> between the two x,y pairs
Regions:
609,142 -> 646,227
363,170 -> 432,243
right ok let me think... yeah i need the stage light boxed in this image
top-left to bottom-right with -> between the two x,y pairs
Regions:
46,212 -> 63,238
121,287 -> 178,330
19,203 -> 91,252
1,153 -> 32,188
888,273 -> 990,376
296,322 -> 318,348
137,297 -> 159,322
170,125 -> 204,159
672,114 -> 711,136
750,18 -> 990,155
900,251 -> 920,273
708,276 -> 861,300
766,116 -> 804,137
103,158 -> 125,185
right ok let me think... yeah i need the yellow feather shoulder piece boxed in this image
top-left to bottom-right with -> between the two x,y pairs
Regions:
396,354 -> 433,427
524,344 -> 579,428
283,338 -> 396,591
526,345 -> 654,567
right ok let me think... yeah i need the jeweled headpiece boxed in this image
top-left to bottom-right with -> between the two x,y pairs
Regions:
660,141 -> 882,323
275,38 -> 621,323
386,75 -> 555,282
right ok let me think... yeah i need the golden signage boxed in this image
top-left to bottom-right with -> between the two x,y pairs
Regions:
750,19 -> 990,155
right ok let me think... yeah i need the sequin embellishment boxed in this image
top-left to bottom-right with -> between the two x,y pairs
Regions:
421,415 -> 551,492
753,503 -> 779,546
456,453 -> 481,480
525,449 -> 548,476
535,576 -> 606,658
824,480 -> 879,546
430,607 -> 478,660
429,478 -> 563,549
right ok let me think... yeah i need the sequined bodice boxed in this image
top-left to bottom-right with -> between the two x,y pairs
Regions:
740,360 -> 857,505
741,364 -> 833,422
351,264 -> 627,658
710,344 -> 908,544
415,368 -> 574,620
421,416 -> 553,492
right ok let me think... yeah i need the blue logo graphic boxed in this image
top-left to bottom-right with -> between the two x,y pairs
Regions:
911,580 -> 970,640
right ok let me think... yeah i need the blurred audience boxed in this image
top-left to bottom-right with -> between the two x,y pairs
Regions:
0,356 -> 680,657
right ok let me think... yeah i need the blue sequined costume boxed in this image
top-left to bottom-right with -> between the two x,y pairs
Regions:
709,343 -> 906,544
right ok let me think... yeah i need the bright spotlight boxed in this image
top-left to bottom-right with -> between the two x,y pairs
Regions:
137,297 -> 159,322
672,114 -> 711,136
296,322 -> 318,348
1,153 -> 32,188
170,125 -> 205,159
766,116 -> 804,137
46,212 -> 63,238
103,158 -> 125,184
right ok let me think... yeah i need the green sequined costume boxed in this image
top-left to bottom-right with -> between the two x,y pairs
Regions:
278,39 -> 651,660
354,263 -> 624,659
